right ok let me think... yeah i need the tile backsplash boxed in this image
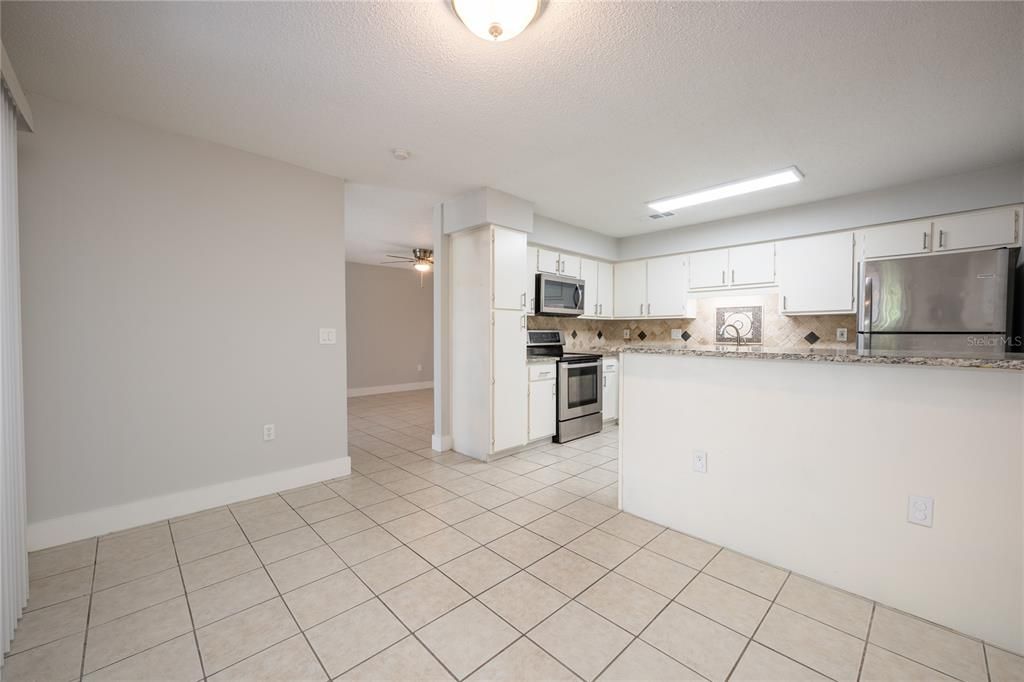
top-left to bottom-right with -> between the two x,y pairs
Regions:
528,293 -> 856,352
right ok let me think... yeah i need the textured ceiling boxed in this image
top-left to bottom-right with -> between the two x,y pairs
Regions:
4,2 -> 1023,238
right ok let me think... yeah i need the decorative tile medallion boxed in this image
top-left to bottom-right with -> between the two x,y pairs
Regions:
803,331 -> 820,345
570,330 -> 578,339
715,306 -> 763,344
681,330 -> 691,341
596,330 -> 603,340
637,330 -> 647,341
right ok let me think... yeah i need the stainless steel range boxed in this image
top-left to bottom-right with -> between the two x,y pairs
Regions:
526,330 -> 603,443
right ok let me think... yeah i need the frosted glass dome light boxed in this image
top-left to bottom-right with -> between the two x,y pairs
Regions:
452,0 -> 539,42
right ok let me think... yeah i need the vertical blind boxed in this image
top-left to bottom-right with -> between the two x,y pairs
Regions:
0,84 -> 28,662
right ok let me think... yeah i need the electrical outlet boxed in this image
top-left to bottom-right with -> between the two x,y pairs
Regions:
623,329 -> 631,339
319,328 -> 337,345
417,364 -> 422,372
671,328 -> 683,340
693,450 -> 708,473
907,495 -> 933,527
836,328 -> 848,342
263,424 -> 276,441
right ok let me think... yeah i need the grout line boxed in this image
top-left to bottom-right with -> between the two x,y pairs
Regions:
223,505 -> 334,682
76,533 -> 100,681
857,602 -> 877,681
723,569 -> 790,682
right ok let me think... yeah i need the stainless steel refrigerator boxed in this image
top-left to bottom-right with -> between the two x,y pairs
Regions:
857,248 -> 1013,355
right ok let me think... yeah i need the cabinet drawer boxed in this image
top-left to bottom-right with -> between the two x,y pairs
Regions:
529,364 -> 557,381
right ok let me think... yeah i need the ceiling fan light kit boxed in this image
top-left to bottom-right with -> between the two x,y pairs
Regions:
381,248 -> 434,272
452,0 -> 539,42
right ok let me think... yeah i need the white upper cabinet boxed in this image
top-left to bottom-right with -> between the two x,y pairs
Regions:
596,261 -> 614,318
614,261 -> 647,318
933,206 -> 1020,253
559,254 -> 582,278
777,232 -> 855,315
536,248 -> 559,274
493,227 -> 527,311
580,259 -> 600,317
728,243 -> 775,286
689,249 -> 729,289
862,219 -> 932,259
645,254 -> 690,317
525,246 -> 538,315
536,248 -> 583,277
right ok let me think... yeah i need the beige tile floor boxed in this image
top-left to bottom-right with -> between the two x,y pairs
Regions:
6,388 -> 1023,681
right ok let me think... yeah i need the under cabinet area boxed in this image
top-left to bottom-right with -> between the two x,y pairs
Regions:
527,363 -> 557,440
777,232 -> 855,314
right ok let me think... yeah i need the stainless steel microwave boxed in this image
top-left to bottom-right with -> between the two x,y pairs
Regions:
536,273 -> 585,316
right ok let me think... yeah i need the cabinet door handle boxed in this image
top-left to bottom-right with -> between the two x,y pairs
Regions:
938,230 -> 945,248
922,231 -> 928,250
731,269 -> 735,283
782,295 -> 787,310
721,270 -> 725,284
552,383 -> 556,396
598,303 -> 603,315
640,304 -> 643,315
603,376 -> 607,387
647,303 -> 651,315
521,292 -> 527,309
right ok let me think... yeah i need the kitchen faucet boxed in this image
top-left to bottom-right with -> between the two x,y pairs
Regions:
720,323 -> 745,347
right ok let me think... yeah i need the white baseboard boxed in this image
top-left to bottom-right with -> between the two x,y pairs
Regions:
347,381 -> 433,398
27,457 -> 351,551
431,434 -> 453,452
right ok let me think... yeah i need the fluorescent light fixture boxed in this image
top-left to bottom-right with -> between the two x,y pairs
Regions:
647,166 -> 804,213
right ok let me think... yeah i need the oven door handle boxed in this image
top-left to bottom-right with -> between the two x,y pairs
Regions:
560,360 -> 601,369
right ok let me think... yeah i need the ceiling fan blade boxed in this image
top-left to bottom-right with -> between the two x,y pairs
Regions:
379,261 -> 410,265
384,255 -> 414,261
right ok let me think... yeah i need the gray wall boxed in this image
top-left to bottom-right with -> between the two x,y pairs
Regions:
18,95 -> 348,524
346,262 -> 433,391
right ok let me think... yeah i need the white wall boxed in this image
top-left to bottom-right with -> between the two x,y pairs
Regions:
532,215 -> 620,261
18,96 -> 349,548
620,352 -> 1024,652
345,262 -> 432,393
619,162 -> 1024,259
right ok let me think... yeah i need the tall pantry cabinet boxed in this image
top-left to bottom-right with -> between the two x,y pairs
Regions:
450,225 -> 529,459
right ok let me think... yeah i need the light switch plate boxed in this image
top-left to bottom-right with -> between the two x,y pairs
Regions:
907,495 -> 933,527
623,329 -> 630,339
319,328 -> 337,345
263,424 -> 276,441
671,329 -> 683,340
693,450 -> 708,473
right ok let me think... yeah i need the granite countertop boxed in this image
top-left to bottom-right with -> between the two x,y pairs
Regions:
585,345 -> 1024,371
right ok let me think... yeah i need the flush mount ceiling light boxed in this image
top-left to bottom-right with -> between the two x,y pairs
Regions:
452,0 -> 539,42
647,166 -> 804,213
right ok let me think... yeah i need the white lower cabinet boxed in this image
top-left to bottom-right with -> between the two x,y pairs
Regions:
527,364 -> 557,441
602,358 -> 618,421
492,310 -> 527,452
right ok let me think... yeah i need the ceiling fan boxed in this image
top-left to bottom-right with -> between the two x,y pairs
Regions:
381,248 -> 433,272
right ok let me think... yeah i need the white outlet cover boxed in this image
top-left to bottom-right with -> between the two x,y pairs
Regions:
671,328 -> 683,340
263,424 -> 276,441
907,495 -> 934,527
623,329 -> 630,339
319,328 -> 337,345
836,328 -> 848,342
693,450 -> 708,473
